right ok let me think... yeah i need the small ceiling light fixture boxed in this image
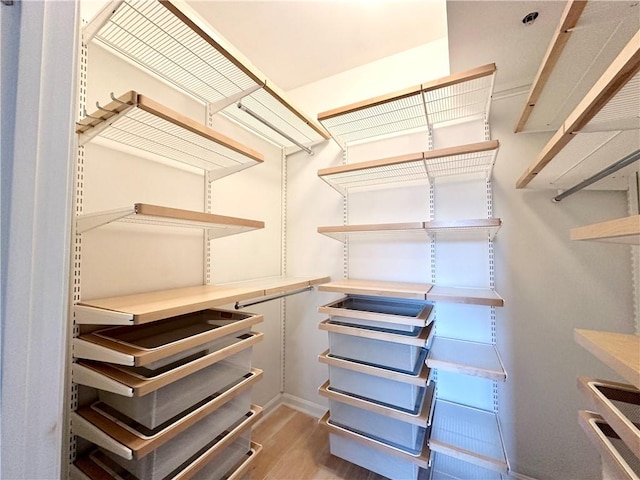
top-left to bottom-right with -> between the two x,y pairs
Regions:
522,11 -> 539,26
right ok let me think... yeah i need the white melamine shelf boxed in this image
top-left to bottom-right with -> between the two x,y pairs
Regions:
578,377 -> 639,458
317,64 -> 496,146
76,203 -> 264,236
427,337 -> 507,381
571,215 -> 640,245
318,218 -> 501,242
75,275 -> 330,325
83,0 -> 327,150
579,410 -> 640,480
574,329 -> 640,390
429,400 -> 509,474
317,141 -> 500,194
77,91 -> 263,180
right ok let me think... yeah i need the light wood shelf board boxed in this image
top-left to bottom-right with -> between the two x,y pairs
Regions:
429,400 -> 509,474
427,337 -> 507,381
225,442 -> 264,480
76,276 -> 329,325
429,452 -> 505,480
318,278 -> 433,300
577,377 -> 640,458
319,319 -> 435,347
514,0 -> 588,133
73,369 -> 261,459
571,215 -> 640,244
517,30 -> 640,188
319,411 -> 432,468
426,285 -> 504,307
76,203 -> 264,236
574,329 -> 640,389
83,1 -> 327,148
578,410 -> 640,480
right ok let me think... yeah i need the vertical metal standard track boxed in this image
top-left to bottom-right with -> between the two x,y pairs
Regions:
280,148 -> 288,393
342,147 -> 349,280
204,107 -> 215,285
629,173 -> 640,335
429,182 -> 438,389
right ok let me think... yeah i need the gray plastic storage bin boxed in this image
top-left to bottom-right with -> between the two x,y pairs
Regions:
191,431 -> 252,480
328,399 -> 427,455
329,433 -> 421,480
327,324 -> 429,373
319,296 -> 433,333
99,341 -> 253,428
328,360 -> 426,412
103,390 -> 252,480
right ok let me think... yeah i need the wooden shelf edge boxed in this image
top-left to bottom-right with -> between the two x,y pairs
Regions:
574,329 -> 640,389
319,318 -> 434,347
427,337 -> 507,382
570,215 -> 640,244
426,285 -> 504,307
318,278 -> 433,300
226,442 -> 264,480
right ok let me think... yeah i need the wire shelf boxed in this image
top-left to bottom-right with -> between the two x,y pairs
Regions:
77,91 -> 264,179
427,337 -> 507,381
581,71 -> 640,133
430,452 -> 505,480
84,0 -> 327,149
318,64 -> 496,146
76,203 -> 264,238
318,141 -> 499,194
430,400 -> 509,474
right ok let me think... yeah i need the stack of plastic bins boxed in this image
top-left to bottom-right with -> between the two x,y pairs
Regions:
72,308 -> 264,479
317,295 -> 436,480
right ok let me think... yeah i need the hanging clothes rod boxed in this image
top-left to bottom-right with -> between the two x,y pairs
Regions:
234,286 -> 314,310
237,103 -> 314,155
553,149 -> 640,202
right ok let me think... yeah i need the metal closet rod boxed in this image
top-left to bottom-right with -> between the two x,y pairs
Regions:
234,286 -> 314,309
553,149 -> 640,203
237,102 -> 314,155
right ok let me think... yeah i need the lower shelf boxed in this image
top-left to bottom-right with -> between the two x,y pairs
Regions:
429,400 -> 509,474
426,337 -> 507,381
429,452 -> 505,480
578,410 -> 640,480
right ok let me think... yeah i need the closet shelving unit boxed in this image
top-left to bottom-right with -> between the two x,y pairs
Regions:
83,0 -> 328,153
70,0 -> 332,477
315,64 -> 509,479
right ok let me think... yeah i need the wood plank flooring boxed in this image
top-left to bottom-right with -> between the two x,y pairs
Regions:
247,405 -> 387,480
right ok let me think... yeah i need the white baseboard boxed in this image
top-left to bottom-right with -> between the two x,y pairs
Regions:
280,393 -> 327,419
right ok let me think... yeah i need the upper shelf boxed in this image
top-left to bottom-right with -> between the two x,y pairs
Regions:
317,141 -> 500,195
75,275 -> 330,325
77,91 -> 263,181
317,63 -> 496,147
76,203 -> 264,237
516,29 -> 640,189
427,337 -> 507,382
570,215 -> 640,245
83,0 -> 328,152
318,218 -> 502,242
574,329 -> 640,389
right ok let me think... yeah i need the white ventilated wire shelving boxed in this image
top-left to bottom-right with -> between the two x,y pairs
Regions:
77,91 -> 264,180
84,0 -> 328,151
429,400 -> 509,474
317,141 -> 500,195
317,64 -> 496,147
430,452 -> 505,480
426,337 -> 507,382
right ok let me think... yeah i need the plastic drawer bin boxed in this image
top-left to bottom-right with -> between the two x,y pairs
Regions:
322,320 -> 432,373
103,390 -> 252,480
191,431 -> 251,480
328,399 -> 428,455
319,296 -> 433,333
329,433 -> 421,480
326,360 -> 427,413
99,340 -> 254,428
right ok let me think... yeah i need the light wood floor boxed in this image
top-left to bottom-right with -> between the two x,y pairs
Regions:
247,405 -> 387,480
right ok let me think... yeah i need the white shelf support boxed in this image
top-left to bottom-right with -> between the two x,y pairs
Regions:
71,413 -> 133,460
72,363 -> 133,397
73,304 -> 134,325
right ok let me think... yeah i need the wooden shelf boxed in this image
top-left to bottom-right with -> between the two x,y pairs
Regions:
319,380 -> 436,428
77,91 -> 263,180
430,452 -> 505,480
317,141 -> 500,194
71,370 -> 261,460
577,377 -> 639,458
318,218 -> 501,242
76,203 -> 264,237
429,400 -> 509,474
574,329 -> 640,389
319,411 -> 432,468
571,215 -> 640,245
318,64 -> 496,147
516,30 -> 640,189
319,319 -> 435,348
83,1 -> 328,151
578,410 -> 640,480
75,275 -> 329,325
426,285 -> 505,307
427,337 -> 507,382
